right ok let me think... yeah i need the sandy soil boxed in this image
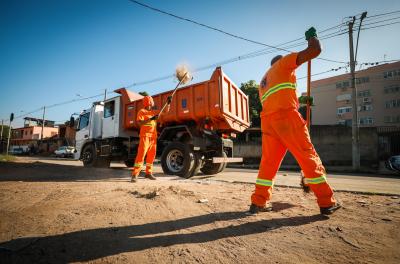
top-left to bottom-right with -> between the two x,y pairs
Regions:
0,160 -> 399,264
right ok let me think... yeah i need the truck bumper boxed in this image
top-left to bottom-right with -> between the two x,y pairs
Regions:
212,157 -> 243,163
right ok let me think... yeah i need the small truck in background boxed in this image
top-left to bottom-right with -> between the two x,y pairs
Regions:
71,67 -> 250,178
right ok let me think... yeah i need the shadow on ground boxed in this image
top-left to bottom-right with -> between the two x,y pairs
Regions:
0,211 -> 327,263
0,161 -> 176,182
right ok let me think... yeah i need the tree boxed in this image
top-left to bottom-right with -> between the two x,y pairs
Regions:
240,80 -> 261,126
138,91 -> 149,96
0,125 -> 10,139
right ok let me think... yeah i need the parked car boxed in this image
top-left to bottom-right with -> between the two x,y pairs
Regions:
9,147 -> 24,155
54,146 -> 75,158
385,155 -> 400,173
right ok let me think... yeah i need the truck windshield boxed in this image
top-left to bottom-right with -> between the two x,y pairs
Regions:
78,112 -> 90,130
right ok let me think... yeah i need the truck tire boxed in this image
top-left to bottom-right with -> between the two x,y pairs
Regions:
82,144 -> 110,168
200,152 -> 226,175
161,142 -> 196,178
192,153 -> 204,177
218,152 -> 228,173
82,144 -> 96,167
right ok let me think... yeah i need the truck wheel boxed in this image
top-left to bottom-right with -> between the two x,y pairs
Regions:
82,144 -> 110,168
192,153 -> 203,177
200,152 -> 226,175
218,152 -> 228,173
124,160 -> 134,168
161,142 -> 195,178
82,144 -> 96,167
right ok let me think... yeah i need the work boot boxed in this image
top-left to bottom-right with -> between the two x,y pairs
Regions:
130,175 -> 138,183
248,203 -> 273,215
145,174 -> 157,180
320,203 -> 342,215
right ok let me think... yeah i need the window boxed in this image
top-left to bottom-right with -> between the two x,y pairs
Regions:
24,130 -> 27,135
385,99 -> 400,108
359,117 -> 374,125
356,76 -> 370,84
336,93 -> 352,101
336,80 -> 350,89
337,107 -> 352,114
360,105 -> 373,111
383,69 -> 400,79
357,90 -> 371,97
104,100 -> 115,118
384,116 -> 400,123
338,119 -> 352,126
384,85 -> 400,94
78,112 -> 90,130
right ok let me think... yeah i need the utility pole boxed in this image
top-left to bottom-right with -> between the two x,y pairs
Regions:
41,106 -> 46,140
348,16 -> 360,171
6,113 -> 14,156
0,119 -> 3,141
104,89 -> 107,101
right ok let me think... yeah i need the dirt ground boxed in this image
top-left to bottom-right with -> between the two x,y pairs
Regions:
0,160 -> 400,264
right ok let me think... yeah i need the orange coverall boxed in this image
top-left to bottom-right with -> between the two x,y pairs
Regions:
251,53 -> 336,208
132,96 -> 158,177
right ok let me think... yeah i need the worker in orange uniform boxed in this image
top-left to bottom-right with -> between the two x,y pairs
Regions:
249,27 -> 341,215
131,95 -> 171,182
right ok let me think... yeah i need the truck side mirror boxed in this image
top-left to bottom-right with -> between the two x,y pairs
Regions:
69,116 -> 75,128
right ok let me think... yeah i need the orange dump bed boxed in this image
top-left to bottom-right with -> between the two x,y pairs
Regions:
116,67 -> 250,133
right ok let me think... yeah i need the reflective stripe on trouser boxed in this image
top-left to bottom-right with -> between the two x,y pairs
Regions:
251,110 -> 336,208
132,136 -> 157,176
146,164 -> 153,174
261,82 -> 296,104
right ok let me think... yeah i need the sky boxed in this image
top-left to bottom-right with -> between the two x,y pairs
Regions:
1,0 -> 400,127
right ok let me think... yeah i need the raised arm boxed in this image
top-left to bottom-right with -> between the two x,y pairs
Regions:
296,27 -> 322,66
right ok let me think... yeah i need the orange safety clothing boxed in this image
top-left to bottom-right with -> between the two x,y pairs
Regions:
132,105 -> 159,177
252,53 -> 336,208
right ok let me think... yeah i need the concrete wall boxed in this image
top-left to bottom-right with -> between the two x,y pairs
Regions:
234,126 -> 379,168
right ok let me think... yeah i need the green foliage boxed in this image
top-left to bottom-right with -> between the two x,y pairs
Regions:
138,91 -> 149,96
240,80 -> 262,121
0,154 -> 16,162
0,125 -> 10,139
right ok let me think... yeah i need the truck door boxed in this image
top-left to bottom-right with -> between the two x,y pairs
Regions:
75,112 -> 90,159
102,99 -> 117,138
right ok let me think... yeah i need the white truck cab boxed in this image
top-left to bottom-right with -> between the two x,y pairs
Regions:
74,96 -> 134,167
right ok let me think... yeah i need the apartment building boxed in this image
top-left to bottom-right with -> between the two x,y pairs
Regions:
11,117 -> 58,146
310,61 -> 400,127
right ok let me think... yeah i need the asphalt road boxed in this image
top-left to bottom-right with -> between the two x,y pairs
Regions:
13,157 -> 400,195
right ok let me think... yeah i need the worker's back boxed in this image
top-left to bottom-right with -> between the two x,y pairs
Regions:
259,53 -> 300,117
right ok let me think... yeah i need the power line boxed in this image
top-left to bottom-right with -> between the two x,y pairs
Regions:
362,16 -> 400,27
127,0 -> 346,64
364,10 -> 400,19
5,11 -> 398,123
297,66 -> 347,80
361,20 -> 400,30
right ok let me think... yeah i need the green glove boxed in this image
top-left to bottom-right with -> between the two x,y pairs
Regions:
299,95 -> 314,106
305,27 -> 317,41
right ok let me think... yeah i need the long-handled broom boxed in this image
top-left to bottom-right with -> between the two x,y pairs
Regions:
300,60 -> 312,193
158,65 -> 193,116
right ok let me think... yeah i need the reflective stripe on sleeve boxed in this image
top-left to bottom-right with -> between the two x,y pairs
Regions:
255,178 -> 274,187
261,82 -> 297,103
304,175 -> 327,185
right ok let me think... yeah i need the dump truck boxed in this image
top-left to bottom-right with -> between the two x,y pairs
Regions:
73,67 -> 250,178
